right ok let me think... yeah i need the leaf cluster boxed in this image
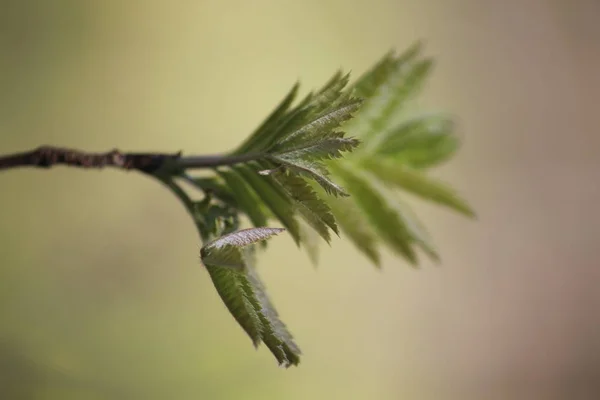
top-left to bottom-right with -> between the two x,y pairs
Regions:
157,42 -> 475,367
323,42 -> 476,267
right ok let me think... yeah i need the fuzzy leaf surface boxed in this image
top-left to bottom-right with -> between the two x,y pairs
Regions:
201,227 -> 301,367
233,164 -> 301,244
272,171 -> 338,243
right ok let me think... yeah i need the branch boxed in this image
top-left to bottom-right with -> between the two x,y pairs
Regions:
0,146 -> 262,174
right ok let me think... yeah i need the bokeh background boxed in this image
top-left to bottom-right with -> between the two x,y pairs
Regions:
1,0 -> 599,399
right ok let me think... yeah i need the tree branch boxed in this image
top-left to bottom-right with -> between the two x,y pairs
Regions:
0,146 -> 262,174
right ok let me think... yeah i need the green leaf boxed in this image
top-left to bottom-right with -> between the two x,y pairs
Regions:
186,176 -> 238,208
368,59 -> 433,138
272,171 -> 338,243
272,132 -> 360,162
206,266 -> 264,345
391,133 -> 459,169
345,43 -> 434,143
236,83 -> 299,155
351,42 -> 423,99
373,114 -> 459,168
329,161 -> 417,265
217,169 -> 268,227
201,227 -> 285,268
310,70 -> 351,112
269,156 -> 348,197
234,164 -> 302,244
385,190 -> 440,262
244,261 -> 301,367
274,98 -> 363,151
323,192 -> 381,266
362,159 -> 476,218
201,227 -> 301,367
299,219 -> 320,265
351,50 -> 396,99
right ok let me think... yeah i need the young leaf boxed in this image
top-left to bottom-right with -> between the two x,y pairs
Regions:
351,42 -> 423,99
390,133 -> 459,169
244,261 -> 301,367
345,45 -> 433,144
351,50 -> 396,99
233,164 -> 302,244
272,171 -> 338,243
369,58 -> 433,138
201,227 -> 285,268
385,190 -> 440,262
186,176 -> 239,208
273,98 -> 363,151
299,219 -> 321,265
269,156 -> 348,197
205,265 -> 301,367
206,265 -> 264,345
373,114 -> 459,168
310,70 -> 351,112
272,134 -> 360,162
201,227 -> 301,367
235,83 -> 300,155
329,161 -> 417,265
217,169 -> 268,227
323,191 -> 381,266
361,159 -> 476,218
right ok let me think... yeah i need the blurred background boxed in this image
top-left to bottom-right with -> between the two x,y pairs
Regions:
1,0 -> 599,399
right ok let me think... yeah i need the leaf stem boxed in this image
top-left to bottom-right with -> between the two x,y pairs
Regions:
177,153 -> 261,169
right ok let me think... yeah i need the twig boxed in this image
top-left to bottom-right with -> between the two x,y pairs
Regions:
0,146 -> 261,174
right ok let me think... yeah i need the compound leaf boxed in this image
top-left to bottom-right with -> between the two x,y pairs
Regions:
373,114 -> 459,168
362,159 -> 476,218
234,164 -> 302,244
329,162 -> 417,265
323,191 -> 381,266
273,171 -> 338,243
201,227 -> 301,367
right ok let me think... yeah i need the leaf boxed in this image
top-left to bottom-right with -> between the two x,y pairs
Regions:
203,253 -> 300,366
373,114 -> 459,168
274,98 -> 363,151
244,261 -> 301,367
351,50 -> 396,99
329,161 -> 417,265
385,190 -> 440,262
351,42 -> 423,99
234,164 -> 302,244
235,83 -> 300,155
345,43 -> 434,143
272,171 -> 338,243
201,227 -> 285,268
299,219 -> 320,265
323,191 -> 381,266
392,134 -> 459,169
270,156 -> 348,197
272,133 -> 360,162
206,266 -> 264,345
187,176 -> 238,207
217,169 -> 268,227
310,70 -> 351,112
362,159 -> 476,218
201,227 -> 301,367
368,59 -> 433,138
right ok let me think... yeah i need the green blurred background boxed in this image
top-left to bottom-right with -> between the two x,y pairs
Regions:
1,1 -> 599,399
